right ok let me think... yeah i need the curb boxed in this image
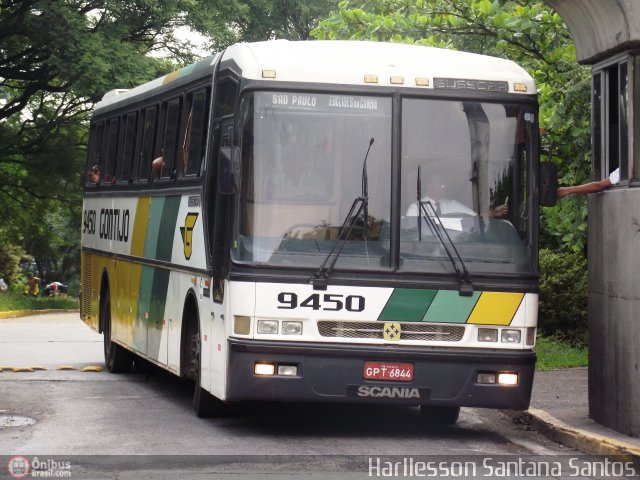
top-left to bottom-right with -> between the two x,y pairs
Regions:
0,365 -> 104,372
527,407 -> 640,459
0,309 -> 79,319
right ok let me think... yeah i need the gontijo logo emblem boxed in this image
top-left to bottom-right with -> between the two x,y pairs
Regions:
7,456 -> 30,478
383,322 -> 401,341
180,212 -> 199,260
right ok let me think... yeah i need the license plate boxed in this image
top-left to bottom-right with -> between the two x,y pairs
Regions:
364,361 -> 414,382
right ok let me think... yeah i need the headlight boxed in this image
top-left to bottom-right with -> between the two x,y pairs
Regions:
281,321 -> 302,335
501,329 -> 521,344
478,328 -> 498,342
257,320 -> 278,334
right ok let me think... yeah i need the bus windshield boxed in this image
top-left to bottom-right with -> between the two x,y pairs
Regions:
233,91 -> 534,275
400,98 -> 533,275
234,91 -> 393,271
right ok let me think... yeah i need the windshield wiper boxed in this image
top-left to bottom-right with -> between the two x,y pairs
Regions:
416,166 -> 474,296
311,138 -> 374,290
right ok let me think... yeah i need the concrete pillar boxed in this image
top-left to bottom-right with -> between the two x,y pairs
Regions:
588,191 -> 640,437
543,0 -> 640,437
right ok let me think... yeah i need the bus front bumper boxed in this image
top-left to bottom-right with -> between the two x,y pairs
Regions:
226,339 -> 535,409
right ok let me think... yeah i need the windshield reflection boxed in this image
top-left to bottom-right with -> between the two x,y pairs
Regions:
400,99 -> 532,274
234,92 -> 392,270
233,92 -> 534,276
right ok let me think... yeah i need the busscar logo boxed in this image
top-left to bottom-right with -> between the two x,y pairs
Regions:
7,456 -> 30,479
180,212 -> 199,260
357,386 -> 421,399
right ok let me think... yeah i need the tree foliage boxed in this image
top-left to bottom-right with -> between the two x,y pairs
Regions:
0,0 -> 338,283
314,0 -> 592,252
186,0 -> 339,50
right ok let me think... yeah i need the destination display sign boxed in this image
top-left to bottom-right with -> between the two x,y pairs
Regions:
260,92 -> 381,112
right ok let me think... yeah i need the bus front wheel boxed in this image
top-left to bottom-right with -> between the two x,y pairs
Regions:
189,325 -> 225,418
101,288 -> 132,373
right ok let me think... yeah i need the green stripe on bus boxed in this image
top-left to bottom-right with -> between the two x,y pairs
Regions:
145,197 -> 166,259
378,288 -> 438,322
422,290 -> 481,324
150,268 -> 170,324
134,265 -> 155,352
156,196 -> 181,262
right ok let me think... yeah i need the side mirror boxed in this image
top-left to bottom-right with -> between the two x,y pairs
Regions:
539,161 -> 558,206
218,146 -> 240,194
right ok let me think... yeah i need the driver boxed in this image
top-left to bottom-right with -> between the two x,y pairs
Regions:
405,172 -> 508,218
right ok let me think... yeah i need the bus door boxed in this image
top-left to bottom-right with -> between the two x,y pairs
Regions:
208,73 -> 238,396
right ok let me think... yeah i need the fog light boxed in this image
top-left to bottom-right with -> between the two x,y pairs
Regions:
282,321 -> 302,335
478,328 -> 498,342
477,372 -> 496,384
501,329 -> 521,344
277,365 -> 298,376
526,327 -> 536,346
234,315 -> 251,335
498,372 -> 518,385
257,320 -> 278,334
254,363 -> 275,376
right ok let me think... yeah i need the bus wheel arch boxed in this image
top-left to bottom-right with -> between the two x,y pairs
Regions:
180,290 -> 224,417
100,270 -> 132,373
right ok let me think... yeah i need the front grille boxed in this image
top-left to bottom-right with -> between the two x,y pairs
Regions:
317,321 -> 465,342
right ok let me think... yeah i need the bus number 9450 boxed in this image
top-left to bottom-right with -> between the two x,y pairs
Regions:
277,292 -> 365,312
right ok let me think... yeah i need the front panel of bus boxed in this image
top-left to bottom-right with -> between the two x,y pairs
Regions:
221,84 -> 539,409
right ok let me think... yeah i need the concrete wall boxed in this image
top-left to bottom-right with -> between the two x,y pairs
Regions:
588,189 -> 640,437
545,0 -> 640,64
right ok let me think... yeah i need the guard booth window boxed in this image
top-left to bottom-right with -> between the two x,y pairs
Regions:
593,59 -> 629,183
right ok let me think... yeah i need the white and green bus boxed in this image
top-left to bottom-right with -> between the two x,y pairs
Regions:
81,40 -> 548,424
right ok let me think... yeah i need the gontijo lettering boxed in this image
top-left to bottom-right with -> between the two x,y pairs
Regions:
99,208 -> 130,242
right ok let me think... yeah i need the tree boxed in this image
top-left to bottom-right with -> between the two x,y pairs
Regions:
185,0 -> 339,50
0,1 -> 196,280
0,0 -> 340,282
314,0 -> 592,252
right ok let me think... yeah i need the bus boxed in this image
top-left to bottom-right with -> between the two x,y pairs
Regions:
81,40 -> 544,424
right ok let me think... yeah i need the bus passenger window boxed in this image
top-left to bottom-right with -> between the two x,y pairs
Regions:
161,98 -> 181,178
182,88 -> 210,176
86,122 -> 104,186
139,106 -> 157,181
119,112 -> 137,183
214,80 -> 238,118
104,118 -> 119,184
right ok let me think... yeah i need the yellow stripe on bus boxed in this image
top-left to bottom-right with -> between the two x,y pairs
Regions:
131,197 -> 151,257
466,292 -> 524,326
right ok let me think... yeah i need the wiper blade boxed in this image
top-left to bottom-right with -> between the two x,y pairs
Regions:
311,138 -> 374,290
416,167 -> 473,296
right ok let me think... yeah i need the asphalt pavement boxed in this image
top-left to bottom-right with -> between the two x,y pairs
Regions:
1,310 -> 640,459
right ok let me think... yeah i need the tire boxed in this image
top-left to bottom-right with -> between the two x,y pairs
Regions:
190,326 -> 225,418
102,288 -> 132,373
419,405 -> 460,426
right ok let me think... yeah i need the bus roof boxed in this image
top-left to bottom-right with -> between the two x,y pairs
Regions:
227,40 -> 535,93
95,40 -> 535,113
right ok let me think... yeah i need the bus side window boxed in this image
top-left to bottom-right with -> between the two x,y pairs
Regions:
119,112 -> 137,183
161,97 -> 181,179
139,106 -> 157,181
86,122 -> 104,186
182,88 -> 210,177
103,117 -> 120,185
